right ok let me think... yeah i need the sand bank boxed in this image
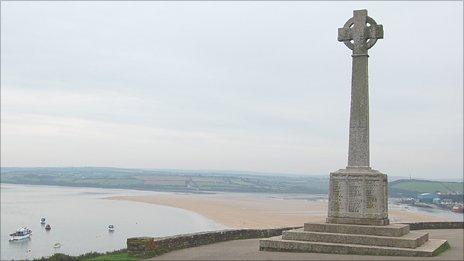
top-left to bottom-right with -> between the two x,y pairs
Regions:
107,193 -> 452,229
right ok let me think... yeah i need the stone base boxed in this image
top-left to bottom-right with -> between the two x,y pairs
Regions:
327,167 -> 389,225
326,217 -> 389,226
260,236 -> 449,257
303,222 -> 409,237
259,223 -> 450,257
283,228 -> 428,249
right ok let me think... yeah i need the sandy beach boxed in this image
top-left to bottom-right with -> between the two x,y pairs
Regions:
107,193 -> 454,229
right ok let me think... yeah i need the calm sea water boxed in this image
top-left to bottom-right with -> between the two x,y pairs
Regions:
0,183 -> 226,260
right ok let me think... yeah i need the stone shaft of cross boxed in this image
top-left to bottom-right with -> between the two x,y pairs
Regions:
338,9 -> 383,168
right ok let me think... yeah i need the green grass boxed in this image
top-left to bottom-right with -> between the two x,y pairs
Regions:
84,253 -> 137,261
432,241 -> 451,256
391,180 -> 463,194
33,251 -> 136,261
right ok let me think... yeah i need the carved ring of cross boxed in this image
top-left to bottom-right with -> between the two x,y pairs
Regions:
339,16 -> 383,51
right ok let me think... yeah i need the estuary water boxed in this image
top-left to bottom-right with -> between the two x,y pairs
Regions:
0,183 -> 226,260
2,183 -> 462,260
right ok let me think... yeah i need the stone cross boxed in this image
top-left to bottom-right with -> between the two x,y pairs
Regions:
338,9 -> 383,168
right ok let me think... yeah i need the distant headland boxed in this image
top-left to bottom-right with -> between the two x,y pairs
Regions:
1,167 -> 462,198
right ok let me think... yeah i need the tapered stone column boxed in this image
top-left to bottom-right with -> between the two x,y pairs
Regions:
327,9 -> 388,226
348,53 -> 369,168
342,9 -> 381,168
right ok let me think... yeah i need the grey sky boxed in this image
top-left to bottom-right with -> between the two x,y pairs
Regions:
1,2 -> 462,179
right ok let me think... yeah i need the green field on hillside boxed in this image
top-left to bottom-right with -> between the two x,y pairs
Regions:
0,167 -> 329,194
390,180 -> 463,194
1,167 -> 462,197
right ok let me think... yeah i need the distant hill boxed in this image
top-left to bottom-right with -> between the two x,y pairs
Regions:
0,167 -> 329,194
389,179 -> 464,197
1,167 -> 461,197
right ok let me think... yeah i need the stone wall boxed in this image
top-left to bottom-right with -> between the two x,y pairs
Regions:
127,222 -> 464,258
127,227 -> 301,258
406,222 -> 464,230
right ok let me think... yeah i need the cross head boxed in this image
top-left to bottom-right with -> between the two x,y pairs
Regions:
338,9 -> 383,55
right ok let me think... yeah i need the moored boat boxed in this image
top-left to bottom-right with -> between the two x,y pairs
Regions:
108,224 -> 115,232
9,227 -> 32,241
452,204 -> 464,213
40,217 -> 46,224
45,224 -> 51,231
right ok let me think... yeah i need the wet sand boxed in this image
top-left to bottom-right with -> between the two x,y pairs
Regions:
107,193 -> 453,229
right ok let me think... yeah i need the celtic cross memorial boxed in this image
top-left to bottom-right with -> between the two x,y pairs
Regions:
327,9 -> 389,226
338,9 -> 383,167
259,10 -> 450,256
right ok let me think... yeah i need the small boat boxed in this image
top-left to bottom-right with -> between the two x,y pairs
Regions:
53,243 -> 61,248
40,217 -> 46,224
45,224 -> 51,231
108,224 -> 115,232
452,205 -> 464,213
9,227 -> 32,241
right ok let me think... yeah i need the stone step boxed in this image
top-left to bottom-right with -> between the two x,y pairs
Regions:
282,228 -> 428,249
259,236 -> 449,257
304,222 -> 409,237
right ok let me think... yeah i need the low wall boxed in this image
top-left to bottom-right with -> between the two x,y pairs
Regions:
127,222 -> 464,258
406,222 -> 464,230
127,226 -> 301,258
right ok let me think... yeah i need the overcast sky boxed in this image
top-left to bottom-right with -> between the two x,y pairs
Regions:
1,2 -> 462,179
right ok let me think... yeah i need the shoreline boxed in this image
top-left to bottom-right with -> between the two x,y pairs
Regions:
106,193 -> 456,229
2,182 -> 459,229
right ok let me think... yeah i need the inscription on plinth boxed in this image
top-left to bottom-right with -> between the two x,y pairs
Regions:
327,168 -> 389,226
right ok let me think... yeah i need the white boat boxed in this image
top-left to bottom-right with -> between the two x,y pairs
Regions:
53,243 -> 61,248
9,227 -> 32,241
40,217 -> 46,224
108,224 -> 115,232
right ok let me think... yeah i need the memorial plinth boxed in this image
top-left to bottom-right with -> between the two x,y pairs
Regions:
326,8 -> 388,227
327,167 -> 388,226
259,9 -> 450,256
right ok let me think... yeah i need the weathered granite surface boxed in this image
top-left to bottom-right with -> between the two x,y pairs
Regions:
260,222 -> 456,256
283,228 -> 429,248
326,9 -> 388,226
327,167 -> 389,225
303,222 -> 409,237
338,9 -> 383,168
260,236 -> 449,257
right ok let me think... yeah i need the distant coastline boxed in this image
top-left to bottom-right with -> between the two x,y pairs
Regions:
1,167 -> 462,197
